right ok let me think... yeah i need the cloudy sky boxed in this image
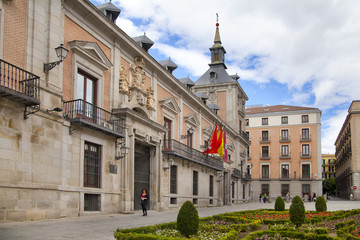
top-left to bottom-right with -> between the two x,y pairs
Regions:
91,0 -> 360,154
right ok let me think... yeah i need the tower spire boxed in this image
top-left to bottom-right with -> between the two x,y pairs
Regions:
209,13 -> 227,68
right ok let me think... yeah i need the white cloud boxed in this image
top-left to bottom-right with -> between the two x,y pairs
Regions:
100,0 -> 360,153
322,109 -> 348,154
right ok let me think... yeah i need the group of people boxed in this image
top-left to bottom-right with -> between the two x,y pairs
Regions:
307,192 -> 317,202
259,193 -> 268,203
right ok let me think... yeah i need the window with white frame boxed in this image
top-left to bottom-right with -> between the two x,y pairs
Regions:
281,145 -> 289,156
261,165 -> 270,179
281,129 -> 289,141
302,144 -> 310,156
281,164 -> 289,179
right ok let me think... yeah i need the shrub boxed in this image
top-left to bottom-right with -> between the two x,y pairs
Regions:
289,195 -> 305,227
176,201 -> 199,237
274,196 -> 285,211
315,196 -> 327,212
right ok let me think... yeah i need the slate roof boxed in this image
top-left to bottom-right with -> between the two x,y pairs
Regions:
97,2 -> 121,21
132,33 -> 154,51
194,91 -> 209,99
207,103 -> 220,110
245,105 -> 320,115
195,65 -> 236,85
179,77 -> 195,87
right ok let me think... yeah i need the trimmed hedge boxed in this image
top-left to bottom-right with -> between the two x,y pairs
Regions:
315,196 -> 327,212
274,196 -> 285,211
176,201 -> 199,237
289,195 -> 305,227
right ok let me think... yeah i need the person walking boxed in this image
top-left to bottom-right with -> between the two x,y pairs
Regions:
140,188 -> 149,216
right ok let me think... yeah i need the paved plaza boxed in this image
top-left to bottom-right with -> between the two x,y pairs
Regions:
0,199 -> 358,240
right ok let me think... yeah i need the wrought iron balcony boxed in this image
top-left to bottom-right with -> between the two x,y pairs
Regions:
232,168 -> 241,178
260,136 -> 270,143
243,172 -> 251,181
241,131 -> 250,142
0,59 -> 40,106
162,139 -> 224,171
300,134 -> 311,142
63,99 -> 125,138
280,136 -> 290,143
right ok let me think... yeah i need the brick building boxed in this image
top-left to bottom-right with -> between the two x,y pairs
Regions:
0,0 -> 249,221
245,105 -> 322,201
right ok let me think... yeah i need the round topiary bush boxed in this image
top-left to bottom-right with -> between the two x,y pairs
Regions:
275,196 -> 285,211
177,201 -> 199,238
315,196 -> 327,212
289,195 -> 305,227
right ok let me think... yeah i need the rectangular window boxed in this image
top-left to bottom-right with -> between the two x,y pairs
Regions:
262,146 -> 269,158
281,116 -> 288,124
281,164 -> 289,179
281,145 -> 289,156
261,184 -> 269,195
301,128 -> 310,140
193,171 -> 198,195
302,144 -> 310,156
302,184 -> 311,196
281,184 -> 289,197
84,142 -> 101,188
261,130 -> 269,141
261,165 -> 270,179
302,164 -> 311,179
76,71 -> 97,120
232,181 -> 235,198
281,129 -> 289,141
170,165 -> 177,194
164,118 -> 172,149
209,175 -> 214,197
302,115 -> 309,123
187,129 -> 193,147
262,118 -> 268,125
246,119 -> 249,126
239,120 -> 242,132
170,198 -> 177,204
84,194 -> 100,211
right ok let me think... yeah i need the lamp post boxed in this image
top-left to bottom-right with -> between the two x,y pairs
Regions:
44,44 -> 69,72
115,144 -> 129,160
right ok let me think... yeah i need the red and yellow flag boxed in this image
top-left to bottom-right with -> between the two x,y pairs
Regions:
217,127 -> 224,158
203,124 -> 219,154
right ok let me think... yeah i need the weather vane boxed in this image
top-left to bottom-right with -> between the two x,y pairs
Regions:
216,13 -> 219,23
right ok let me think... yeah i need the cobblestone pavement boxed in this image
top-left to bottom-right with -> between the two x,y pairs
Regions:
0,200 -> 358,240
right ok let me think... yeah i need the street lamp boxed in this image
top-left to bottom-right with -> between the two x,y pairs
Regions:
181,126 -> 195,139
115,144 -> 129,160
44,44 -> 69,72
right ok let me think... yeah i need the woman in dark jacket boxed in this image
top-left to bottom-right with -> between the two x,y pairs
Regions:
140,188 -> 149,216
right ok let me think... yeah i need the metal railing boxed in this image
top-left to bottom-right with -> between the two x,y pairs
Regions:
232,168 -> 241,178
0,59 -> 40,104
63,99 -> 125,136
163,139 -> 224,171
241,131 -> 250,142
243,172 -> 251,181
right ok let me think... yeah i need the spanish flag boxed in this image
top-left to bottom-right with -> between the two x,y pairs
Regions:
217,127 -> 224,158
203,124 -> 219,154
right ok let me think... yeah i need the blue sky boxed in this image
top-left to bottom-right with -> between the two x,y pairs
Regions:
91,0 -> 360,154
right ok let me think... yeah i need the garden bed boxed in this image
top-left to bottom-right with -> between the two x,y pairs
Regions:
114,209 -> 360,239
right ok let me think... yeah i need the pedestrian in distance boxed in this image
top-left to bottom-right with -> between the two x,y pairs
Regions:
140,188 -> 149,216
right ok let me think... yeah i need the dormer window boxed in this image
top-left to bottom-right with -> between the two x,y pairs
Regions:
210,72 -> 216,78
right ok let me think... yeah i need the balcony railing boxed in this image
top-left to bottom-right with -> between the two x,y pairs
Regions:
280,136 -> 290,143
241,131 -> 250,142
260,136 -> 270,143
300,152 -> 311,159
63,99 -> 125,138
300,135 -> 311,142
162,139 -> 224,171
243,172 -> 251,181
0,59 -> 40,106
232,168 -> 241,178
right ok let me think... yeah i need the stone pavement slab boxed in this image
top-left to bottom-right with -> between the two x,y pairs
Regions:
0,200 -> 358,240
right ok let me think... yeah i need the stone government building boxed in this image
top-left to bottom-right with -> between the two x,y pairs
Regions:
0,0 -> 250,222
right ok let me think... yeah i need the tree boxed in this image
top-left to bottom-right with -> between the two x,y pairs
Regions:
275,196 -> 285,211
177,201 -> 199,238
322,177 -> 336,196
289,196 -> 305,227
